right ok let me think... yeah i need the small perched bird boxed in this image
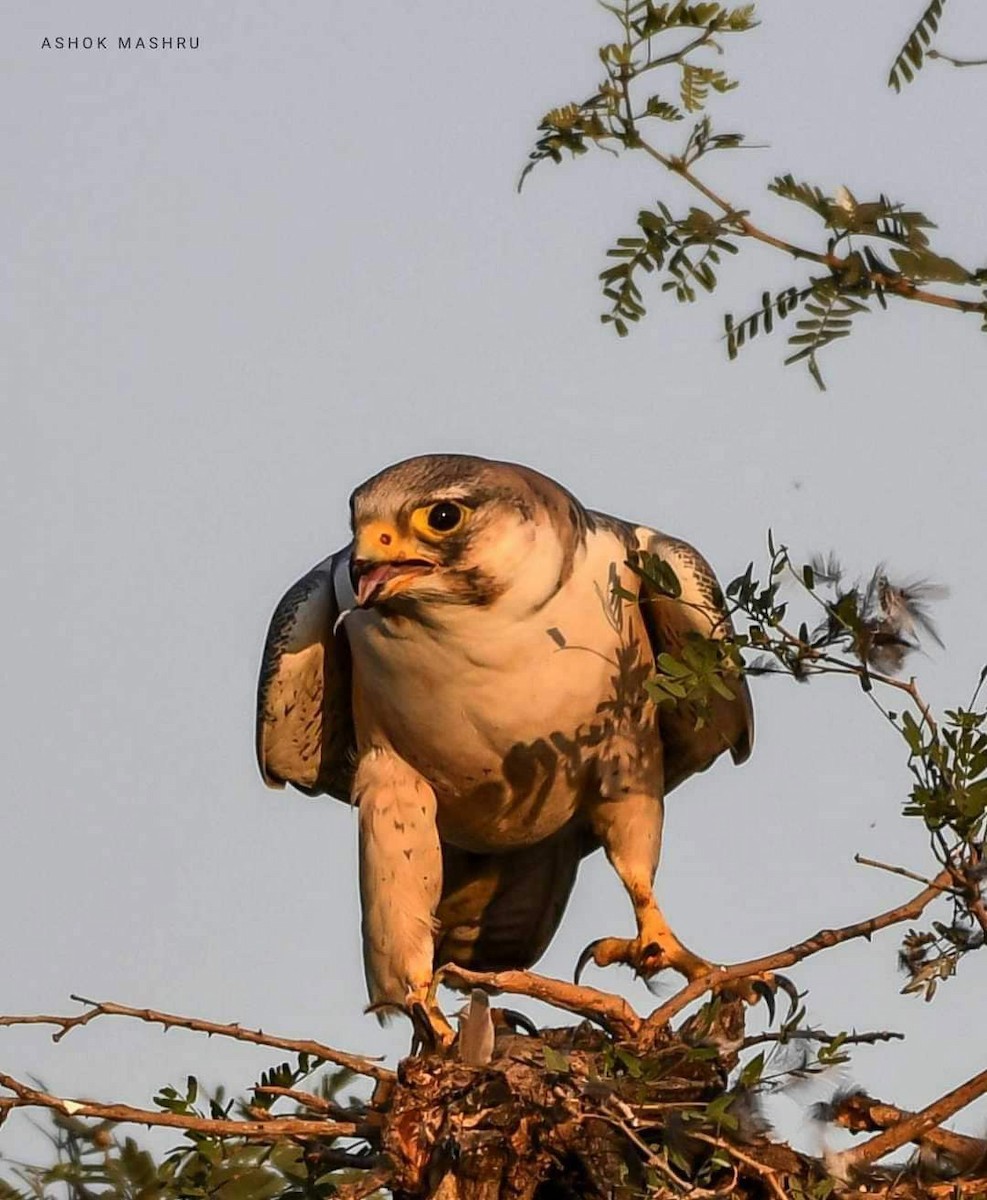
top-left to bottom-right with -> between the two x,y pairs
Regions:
256,454 -> 753,1038
456,990 -> 495,1066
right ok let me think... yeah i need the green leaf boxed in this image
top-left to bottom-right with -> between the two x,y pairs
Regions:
543,1045 -> 570,1073
890,247 -> 972,283
614,1046 -> 644,1077
739,1050 -> 765,1087
888,0 -> 947,92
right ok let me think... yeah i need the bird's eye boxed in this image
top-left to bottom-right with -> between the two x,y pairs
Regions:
409,500 -> 470,542
426,502 -> 464,533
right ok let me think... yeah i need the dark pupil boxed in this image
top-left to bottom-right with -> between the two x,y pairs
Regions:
428,502 -> 461,532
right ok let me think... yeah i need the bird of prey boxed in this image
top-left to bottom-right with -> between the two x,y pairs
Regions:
256,454 -> 752,1037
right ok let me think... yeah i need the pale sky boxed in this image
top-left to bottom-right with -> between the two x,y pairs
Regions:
3,0 -> 987,1171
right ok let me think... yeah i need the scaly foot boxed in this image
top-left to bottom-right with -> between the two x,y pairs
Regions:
574,922 -> 797,1017
406,978 -> 456,1054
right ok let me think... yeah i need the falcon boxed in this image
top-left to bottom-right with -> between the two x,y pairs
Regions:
256,454 -> 753,1037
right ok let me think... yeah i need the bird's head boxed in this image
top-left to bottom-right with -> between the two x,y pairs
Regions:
348,454 -> 590,613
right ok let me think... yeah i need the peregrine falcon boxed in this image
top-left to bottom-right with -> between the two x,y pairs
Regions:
256,454 -> 752,1035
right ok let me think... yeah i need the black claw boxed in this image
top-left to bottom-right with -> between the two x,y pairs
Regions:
574,940 -> 602,985
775,974 -> 802,1020
409,1002 -> 439,1054
751,979 -> 776,1023
500,1008 -> 538,1037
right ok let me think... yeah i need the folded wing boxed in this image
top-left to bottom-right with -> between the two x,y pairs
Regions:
633,526 -> 753,793
256,549 -> 356,800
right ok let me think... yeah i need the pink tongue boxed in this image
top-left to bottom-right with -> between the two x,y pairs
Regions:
356,563 -> 398,607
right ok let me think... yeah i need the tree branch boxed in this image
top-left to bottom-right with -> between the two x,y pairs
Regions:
829,1065 -> 987,1174
743,1028 -> 903,1050
854,853 -> 959,893
635,136 -> 987,320
643,868 -> 953,1031
438,965 -> 641,1039
0,1072 -> 370,1144
252,1085 -> 370,1122
832,1090 -> 987,1167
0,996 -> 394,1083
928,49 -> 987,68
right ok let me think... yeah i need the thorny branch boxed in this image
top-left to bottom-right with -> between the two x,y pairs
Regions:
830,1065 -> 987,1176
440,964 -> 641,1039
4,958 -> 987,1196
743,1028 -> 904,1050
643,868 -> 954,1030
0,995 -> 393,1082
832,1090 -> 987,1168
0,1072 -> 367,1144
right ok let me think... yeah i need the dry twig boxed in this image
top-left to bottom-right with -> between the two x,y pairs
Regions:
0,1072 -> 369,1144
0,995 -> 393,1082
743,1028 -> 903,1050
832,1091 -> 987,1167
644,869 -> 953,1031
829,1065 -> 987,1175
438,964 -> 641,1039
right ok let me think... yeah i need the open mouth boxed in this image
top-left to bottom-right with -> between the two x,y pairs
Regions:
352,559 -> 435,607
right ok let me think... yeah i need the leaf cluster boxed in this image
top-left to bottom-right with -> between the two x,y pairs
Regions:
520,0 -> 987,387
0,1062 -> 373,1200
601,199 -> 740,335
519,1 -> 751,189
725,180 -> 985,387
899,692 -> 987,839
620,537 -> 987,1000
889,0 -> 948,91
0,1117 -> 334,1200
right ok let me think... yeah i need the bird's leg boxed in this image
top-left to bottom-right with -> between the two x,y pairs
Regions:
579,787 -> 711,981
355,749 -> 454,1047
579,786 -> 778,1007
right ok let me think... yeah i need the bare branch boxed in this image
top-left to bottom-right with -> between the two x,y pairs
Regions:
690,1132 -> 788,1200
743,1028 -> 904,1050
0,996 -> 394,1083
830,1065 -> 987,1173
928,48 -> 987,68
832,1090 -> 987,1167
644,869 -> 953,1031
0,1072 -> 370,1144
854,854 -> 959,893
438,964 -> 641,1039
252,1085 -> 370,1122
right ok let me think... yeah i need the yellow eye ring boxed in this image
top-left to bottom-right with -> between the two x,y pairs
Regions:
411,501 -> 469,541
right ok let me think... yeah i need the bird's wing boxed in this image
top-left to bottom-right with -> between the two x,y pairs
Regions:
629,524 -> 753,792
256,548 -> 356,801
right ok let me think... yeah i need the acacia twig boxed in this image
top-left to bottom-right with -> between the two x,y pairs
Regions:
438,964 -> 640,1039
829,1065 -> 987,1174
928,49 -> 987,68
0,996 -> 393,1083
854,854 -> 958,893
0,1072 -> 369,1144
631,137 -> 987,323
689,1132 -> 788,1200
742,1027 -> 903,1050
643,869 -> 953,1031
252,1085 -> 369,1121
832,1090 -> 987,1167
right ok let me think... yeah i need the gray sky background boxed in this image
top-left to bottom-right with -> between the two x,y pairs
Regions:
3,0 -> 987,1171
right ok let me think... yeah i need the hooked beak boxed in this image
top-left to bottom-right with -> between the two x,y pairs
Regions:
351,557 -> 435,607
351,522 -> 437,607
